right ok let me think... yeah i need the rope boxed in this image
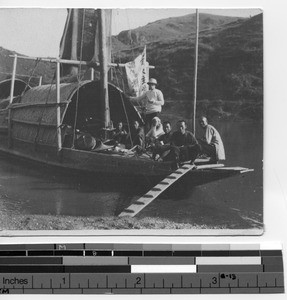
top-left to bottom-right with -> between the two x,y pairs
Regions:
125,10 -> 135,58
110,12 -> 132,146
21,58 -> 40,96
114,65 -> 133,148
71,8 -> 86,148
34,70 -> 56,147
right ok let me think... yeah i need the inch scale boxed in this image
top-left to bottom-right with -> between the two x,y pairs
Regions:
0,243 -> 284,294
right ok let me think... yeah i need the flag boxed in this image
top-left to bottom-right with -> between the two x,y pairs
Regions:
125,47 -> 149,96
59,9 -> 112,76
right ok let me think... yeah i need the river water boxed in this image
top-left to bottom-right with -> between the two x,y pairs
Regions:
0,121 -> 263,230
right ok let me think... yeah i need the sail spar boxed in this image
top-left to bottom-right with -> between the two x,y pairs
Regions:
59,8 -> 112,76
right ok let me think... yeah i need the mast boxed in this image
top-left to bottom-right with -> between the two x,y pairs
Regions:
56,60 -> 62,153
98,9 -> 111,137
70,9 -> 79,75
8,54 -> 18,148
9,54 -> 17,104
193,9 -> 199,135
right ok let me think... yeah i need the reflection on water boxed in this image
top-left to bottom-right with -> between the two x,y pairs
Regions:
0,121 -> 263,228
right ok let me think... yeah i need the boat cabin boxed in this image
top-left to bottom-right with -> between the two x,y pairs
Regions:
0,79 -> 30,108
3,80 -> 142,151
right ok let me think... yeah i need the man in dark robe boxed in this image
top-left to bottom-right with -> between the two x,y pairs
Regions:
170,120 -> 200,164
152,121 -> 173,160
127,120 -> 145,149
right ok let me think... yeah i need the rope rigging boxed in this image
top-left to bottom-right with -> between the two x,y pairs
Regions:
71,8 -> 86,148
112,9 -> 134,147
21,58 -> 40,96
34,68 -> 56,148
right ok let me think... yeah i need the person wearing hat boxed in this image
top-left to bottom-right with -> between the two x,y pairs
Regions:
128,78 -> 164,130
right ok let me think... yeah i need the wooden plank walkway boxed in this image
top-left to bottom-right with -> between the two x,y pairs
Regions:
118,163 -> 225,218
118,164 -> 197,218
117,163 -> 254,218
211,166 -> 254,173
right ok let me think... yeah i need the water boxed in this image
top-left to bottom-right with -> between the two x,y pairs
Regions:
0,121 -> 263,229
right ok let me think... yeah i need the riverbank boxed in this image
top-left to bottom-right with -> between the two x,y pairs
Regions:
0,209 -> 263,231
0,212 -> 217,231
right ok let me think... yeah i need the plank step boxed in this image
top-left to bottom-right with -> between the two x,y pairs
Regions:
151,187 -> 162,192
181,166 -> 190,170
123,208 -> 135,213
166,176 -> 177,179
118,164 -> 195,218
141,194 -> 154,198
158,181 -> 169,185
133,201 -> 145,205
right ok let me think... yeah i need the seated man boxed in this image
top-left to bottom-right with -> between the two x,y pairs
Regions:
111,121 -> 128,146
152,121 -> 173,160
170,120 -> 200,164
126,120 -> 145,150
198,116 -> 225,162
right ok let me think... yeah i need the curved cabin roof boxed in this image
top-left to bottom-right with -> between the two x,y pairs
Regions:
0,79 -> 31,109
10,80 -> 142,148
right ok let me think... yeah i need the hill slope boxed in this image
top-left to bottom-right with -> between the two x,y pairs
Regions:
0,47 -> 54,85
112,13 -> 263,120
0,12 -> 263,120
116,13 -> 243,47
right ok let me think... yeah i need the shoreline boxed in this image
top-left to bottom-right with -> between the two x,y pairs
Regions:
0,211 -> 263,231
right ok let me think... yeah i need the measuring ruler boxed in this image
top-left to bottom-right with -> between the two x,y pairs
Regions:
0,243 -> 284,294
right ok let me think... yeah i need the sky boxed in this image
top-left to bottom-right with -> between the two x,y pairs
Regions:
0,8 -> 261,57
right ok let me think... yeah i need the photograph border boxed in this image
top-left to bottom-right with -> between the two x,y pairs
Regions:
0,0 -> 267,238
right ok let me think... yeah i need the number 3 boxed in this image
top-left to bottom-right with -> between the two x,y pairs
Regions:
212,277 -> 217,284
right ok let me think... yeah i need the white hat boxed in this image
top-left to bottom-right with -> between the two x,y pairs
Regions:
147,78 -> 157,85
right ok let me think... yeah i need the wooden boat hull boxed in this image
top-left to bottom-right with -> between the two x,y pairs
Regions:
0,133 -> 252,187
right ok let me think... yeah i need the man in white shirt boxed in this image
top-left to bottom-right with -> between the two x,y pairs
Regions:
128,78 -> 164,130
198,116 -> 225,162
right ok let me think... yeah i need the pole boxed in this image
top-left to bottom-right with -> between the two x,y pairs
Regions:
98,9 -> 111,135
9,55 -> 155,69
38,76 -> 42,86
8,54 -> 17,148
90,68 -> 94,80
9,54 -> 17,104
56,60 -> 62,153
70,9 -> 79,75
193,9 -> 199,135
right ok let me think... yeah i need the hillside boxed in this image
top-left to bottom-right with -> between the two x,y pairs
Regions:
0,47 -> 54,86
116,13 -> 242,47
112,13 -> 263,120
0,12 -> 263,120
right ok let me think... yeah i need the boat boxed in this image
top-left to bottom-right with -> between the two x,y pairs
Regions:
0,9 -> 252,190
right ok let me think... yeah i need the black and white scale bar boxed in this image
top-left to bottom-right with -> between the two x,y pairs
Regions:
0,272 -> 284,294
0,249 -> 283,257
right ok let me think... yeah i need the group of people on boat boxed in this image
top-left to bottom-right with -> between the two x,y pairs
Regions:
111,78 -> 225,165
110,116 -> 224,166
63,77 -> 225,166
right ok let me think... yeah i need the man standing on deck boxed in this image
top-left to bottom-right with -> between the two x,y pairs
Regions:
170,120 -> 200,165
198,116 -> 225,162
128,78 -> 164,130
